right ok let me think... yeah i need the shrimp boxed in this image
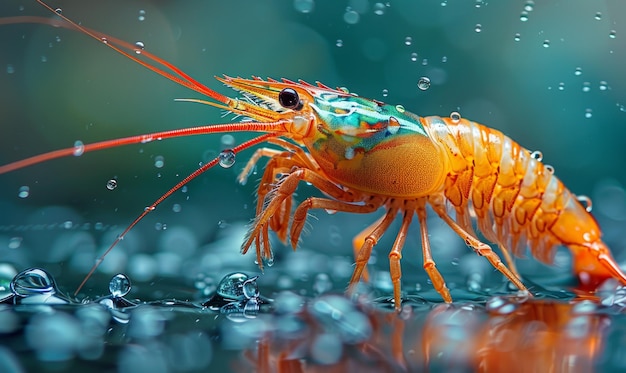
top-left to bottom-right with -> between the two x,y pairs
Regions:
2,1 -> 625,309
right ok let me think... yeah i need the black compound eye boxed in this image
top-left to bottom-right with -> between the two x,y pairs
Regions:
278,88 -> 301,110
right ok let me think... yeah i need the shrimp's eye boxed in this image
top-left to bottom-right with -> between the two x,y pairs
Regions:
278,88 -> 301,110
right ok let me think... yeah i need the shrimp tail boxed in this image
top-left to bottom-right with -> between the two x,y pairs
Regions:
570,241 -> 626,289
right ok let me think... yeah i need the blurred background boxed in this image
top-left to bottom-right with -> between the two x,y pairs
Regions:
0,0 -> 625,292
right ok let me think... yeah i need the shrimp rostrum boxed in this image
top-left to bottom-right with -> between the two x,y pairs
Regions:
2,3 -> 625,309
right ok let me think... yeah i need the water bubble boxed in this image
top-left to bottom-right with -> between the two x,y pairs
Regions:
134,41 -> 145,54
474,24 -> 482,33
382,89 -> 388,97
109,273 -> 131,297
474,0 -> 483,8
545,164 -> 555,174
582,82 -> 591,92
574,67 -> 582,76
10,268 -> 58,297
542,40 -> 550,48
73,140 -> 85,156
172,203 -> 182,213
530,150 -> 543,161
218,149 -> 236,168
576,195 -> 593,212
595,12 -> 602,20
8,237 -> 22,249
6,64 -> 15,74
514,33 -> 521,42
599,81 -> 608,90
609,30 -> 617,39
313,273 -> 333,294
421,58 -> 428,66
417,77 -> 431,91
154,155 -> 165,168
558,82 -> 565,91
395,105 -> 405,113
335,39 -> 343,47
18,185 -> 30,198
441,56 -> 448,63
404,36 -> 412,46
585,108 -> 593,118
450,112 -> 461,123
54,8 -> 62,14
220,134 -> 235,148
217,272 -> 255,300
373,2 -> 386,15
524,1 -> 534,11
138,9 -> 146,21
520,11 -> 529,22
242,278 -> 260,299
343,9 -> 359,24
293,0 -> 314,13
106,179 -> 117,190
410,52 -> 418,62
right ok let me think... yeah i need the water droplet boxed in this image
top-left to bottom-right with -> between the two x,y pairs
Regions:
410,52 -> 418,62
609,30 -> 617,39
134,41 -> 145,54
313,273 -> 333,295
6,64 -> 15,74
144,206 -> 156,212
421,58 -> 428,66
417,77 -> 431,91
441,56 -> 448,63
395,105 -> 405,113
474,24 -> 482,33
475,0 -> 483,8
558,82 -> 565,91
450,112 -> 461,123
514,33 -> 521,42
218,149 -> 236,168
574,67 -> 582,76
106,179 -> 117,190
440,1 -> 447,6
220,134 -> 235,148
109,273 -> 131,297
381,89 -> 388,97
599,81 -> 608,91
344,147 -> 355,160
8,237 -> 22,249
585,108 -> 593,118
10,268 -> 58,297
343,9 -> 359,24
54,8 -> 62,15
576,195 -> 593,212
373,2 -> 386,15
542,40 -> 550,48
242,277 -> 260,299
154,155 -> 165,168
530,150 -> 543,161
335,39 -> 343,47
101,37 -> 108,44
293,0 -> 314,13
172,203 -> 182,213
524,1 -> 534,11
404,36 -> 412,46
520,11 -> 529,22
18,186 -> 30,198
73,140 -> 85,156
595,12 -> 602,21
582,82 -> 591,92
138,9 -> 146,21
217,272 -> 256,300
545,164 -> 555,174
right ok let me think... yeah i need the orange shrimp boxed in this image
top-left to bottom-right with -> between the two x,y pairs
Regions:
1,1 -> 625,309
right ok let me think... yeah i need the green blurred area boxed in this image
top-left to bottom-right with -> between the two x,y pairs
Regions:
0,0 -> 624,266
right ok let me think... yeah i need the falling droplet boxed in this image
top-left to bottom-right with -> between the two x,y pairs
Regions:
542,40 -> 550,48
381,89 -> 388,97
106,179 -> 117,190
585,108 -> 593,118
410,52 -> 418,62
574,67 -> 582,76
109,273 -> 132,297
134,41 -> 145,54
450,112 -> 461,123
417,77 -> 431,91
73,140 -> 84,156
558,82 -> 565,91
404,36 -> 412,46
10,268 -> 58,297
599,81 -> 608,91
218,149 -> 236,168
520,11 -> 529,22
154,155 -> 165,168
475,24 -> 482,33
530,150 -> 543,161
582,82 -> 591,92
594,12 -> 602,21
18,186 -> 30,199
609,30 -> 617,39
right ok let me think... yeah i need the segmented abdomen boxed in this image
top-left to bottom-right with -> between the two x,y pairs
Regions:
423,116 -> 601,264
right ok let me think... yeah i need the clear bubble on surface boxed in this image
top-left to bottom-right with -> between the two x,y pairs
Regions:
217,272 -> 257,300
417,77 -> 431,91
10,268 -> 58,298
109,273 -> 132,298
